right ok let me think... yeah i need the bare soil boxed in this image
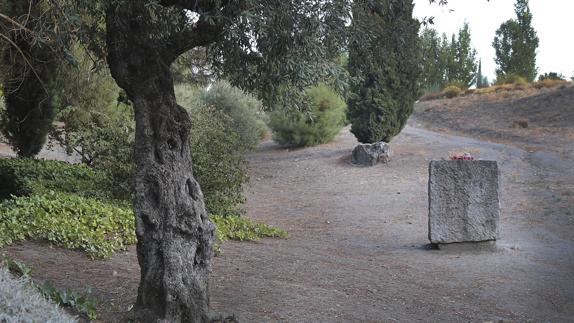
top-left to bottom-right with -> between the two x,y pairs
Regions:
2,86 -> 574,322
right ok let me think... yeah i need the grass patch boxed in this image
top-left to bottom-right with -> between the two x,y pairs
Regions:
212,215 -> 287,242
211,215 -> 288,254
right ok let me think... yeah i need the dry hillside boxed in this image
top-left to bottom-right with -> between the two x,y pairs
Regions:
412,83 -> 574,160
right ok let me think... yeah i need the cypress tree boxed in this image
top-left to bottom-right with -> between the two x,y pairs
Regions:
347,0 -> 420,143
477,59 -> 483,88
1,0 -> 57,157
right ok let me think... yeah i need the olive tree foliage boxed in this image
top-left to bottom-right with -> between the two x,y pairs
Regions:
347,0 -> 421,144
493,0 -> 539,81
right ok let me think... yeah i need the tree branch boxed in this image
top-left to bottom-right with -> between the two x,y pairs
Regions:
159,0 -> 216,12
169,19 -> 222,58
166,0 -> 246,58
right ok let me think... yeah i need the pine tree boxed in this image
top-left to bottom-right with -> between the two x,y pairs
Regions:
493,0 -> 539,81
347,0 -> 420,143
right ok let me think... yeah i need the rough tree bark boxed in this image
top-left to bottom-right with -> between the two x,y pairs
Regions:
105,2 -> 219,321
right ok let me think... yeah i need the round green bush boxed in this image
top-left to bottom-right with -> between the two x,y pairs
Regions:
269,84 -> 347,147
199,81 -> 267,151
189,105 -> 249,216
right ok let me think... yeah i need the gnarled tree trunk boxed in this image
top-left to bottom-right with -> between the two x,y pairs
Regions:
106,3 -> 215,322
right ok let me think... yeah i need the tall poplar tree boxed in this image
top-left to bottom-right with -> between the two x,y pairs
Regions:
455,23 -> 477,87
493,0 -> 539,81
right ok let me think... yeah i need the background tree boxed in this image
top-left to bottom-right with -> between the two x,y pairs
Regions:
0,0 -> 59,157
454,22 -> 477,87
419,28 -> 444,92
347,0 -> 420,143
420,24 -> 478,91
493,0 -> 539,81
445,33 -> 458,84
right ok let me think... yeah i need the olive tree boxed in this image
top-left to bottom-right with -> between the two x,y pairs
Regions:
104,1 -> 348,320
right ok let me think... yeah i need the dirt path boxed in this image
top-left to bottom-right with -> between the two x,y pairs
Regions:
209,126 -> 574,322
2,124 -> 573,322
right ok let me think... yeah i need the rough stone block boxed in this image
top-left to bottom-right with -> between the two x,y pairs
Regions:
351,142 -> 391,166
428,160 -> 500,244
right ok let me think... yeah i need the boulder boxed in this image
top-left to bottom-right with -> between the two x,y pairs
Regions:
428,160 -> 500,244
351,142 -> 391,166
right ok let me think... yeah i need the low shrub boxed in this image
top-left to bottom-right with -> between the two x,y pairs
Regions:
55,80 -> 266,214
269,84 -> 347,147
198,81 -> 267,150
0,158 -> 109,200
444,81 -> 467,90
189,105 -> 249,216
532,79 -> 569,89
538,72 -> 565,81
0,192 -> 136,258
512,119 -> 529,129
494,73 -> 528,86
53,105 -> 136,200
442,85 -> 462,98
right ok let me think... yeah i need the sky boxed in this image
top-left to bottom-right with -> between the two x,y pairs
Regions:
413,0 -> 574,82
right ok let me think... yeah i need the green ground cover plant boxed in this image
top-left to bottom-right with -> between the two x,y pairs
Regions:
0,158 -> 287,258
